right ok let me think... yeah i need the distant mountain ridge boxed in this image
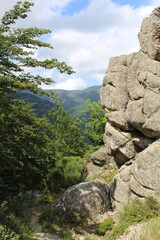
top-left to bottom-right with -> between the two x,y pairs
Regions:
14,86 -> 101,118
52,86 -> 101,118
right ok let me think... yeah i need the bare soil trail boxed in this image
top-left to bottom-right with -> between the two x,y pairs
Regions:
31,212 -> 59,240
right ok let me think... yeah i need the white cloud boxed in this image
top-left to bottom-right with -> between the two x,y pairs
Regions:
54,77 -> 87,90
0,0 -> 159,89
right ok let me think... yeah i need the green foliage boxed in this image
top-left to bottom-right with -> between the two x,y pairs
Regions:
48,102 -> 85,158
0,199 -> 35,240
0,1 -> 74,95
0,100 -> 55,198
0,1 -> 75,200
82,99 -> 106,146
119,197 -> 160,224
106,197 -> 160,240
44,102 -> 85,193
95,217 -> 114,236
0,1 -> 91,239
0,225 -> 20,240
46,156 -> 85,193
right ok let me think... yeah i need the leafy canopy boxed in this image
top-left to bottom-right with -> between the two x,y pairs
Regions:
82,99 -> 106,146
0,1 -> 75,199
0,0 -> 74,95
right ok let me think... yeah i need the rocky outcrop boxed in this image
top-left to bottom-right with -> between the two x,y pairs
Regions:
100,7 -> 160,210
91,147 -> 113,166
110,140 -> 160,210
53,181 -> 111,222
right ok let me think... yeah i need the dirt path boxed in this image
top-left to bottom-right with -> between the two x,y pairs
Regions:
31,213 -> 59,240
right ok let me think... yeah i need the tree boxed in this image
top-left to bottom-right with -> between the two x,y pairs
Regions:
0,1 -> 74,199
82,99 -> 106,146
44,101 -> 85,193
48,100 -> 85,158
0,1 -> 74,95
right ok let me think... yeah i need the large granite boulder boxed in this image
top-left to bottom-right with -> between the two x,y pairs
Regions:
100,7 -> 160,210
53,181 -> 111,222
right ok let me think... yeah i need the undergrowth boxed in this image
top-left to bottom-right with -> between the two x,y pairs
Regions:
0,196 -> 36,240
95,217 -> 114,236
38,196 -> 160,240
105,197 -> 160,239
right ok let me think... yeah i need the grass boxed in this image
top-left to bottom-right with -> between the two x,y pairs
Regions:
138,216 -> 160,240
95,217 -> 114,236
105,197 -> 160,240
103,165 -> 117,184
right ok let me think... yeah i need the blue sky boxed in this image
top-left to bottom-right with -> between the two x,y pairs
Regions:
113,0 -> 151,7
62,0 -> 90,16
62,0 -> 151,16
0,0 -> 159,90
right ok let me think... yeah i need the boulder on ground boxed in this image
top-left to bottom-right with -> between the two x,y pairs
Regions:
53,181 -> 111,222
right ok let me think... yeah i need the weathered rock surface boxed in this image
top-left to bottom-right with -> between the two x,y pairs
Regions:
91,147 -> 113,166
110,140 -> 160,210
101,50 -> 160,139
138,7 -> 160,61
101,8 -> 160,140
86,160 -> 118,183
53,181 -> 111,222
100,7 -> 160,210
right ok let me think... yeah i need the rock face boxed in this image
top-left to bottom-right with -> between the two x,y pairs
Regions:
91,147 -> 113,166
100,7 -> 160,210
53,181 -> 111,222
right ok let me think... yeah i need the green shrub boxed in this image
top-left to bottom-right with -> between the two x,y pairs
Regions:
0,225 -> 20,240
106,197 -> 160,240
95,217 -> 114,236
47,156 -> 85,193
119,197 -> 160,225
0,200 -> 34,240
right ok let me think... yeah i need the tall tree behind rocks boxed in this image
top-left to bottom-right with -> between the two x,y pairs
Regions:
0,1 -> 74,199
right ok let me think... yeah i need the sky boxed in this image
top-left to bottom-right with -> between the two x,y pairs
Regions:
0,0 -> 159,90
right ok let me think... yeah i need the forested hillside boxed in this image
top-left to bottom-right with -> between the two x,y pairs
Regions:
15,85 -> 101,118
